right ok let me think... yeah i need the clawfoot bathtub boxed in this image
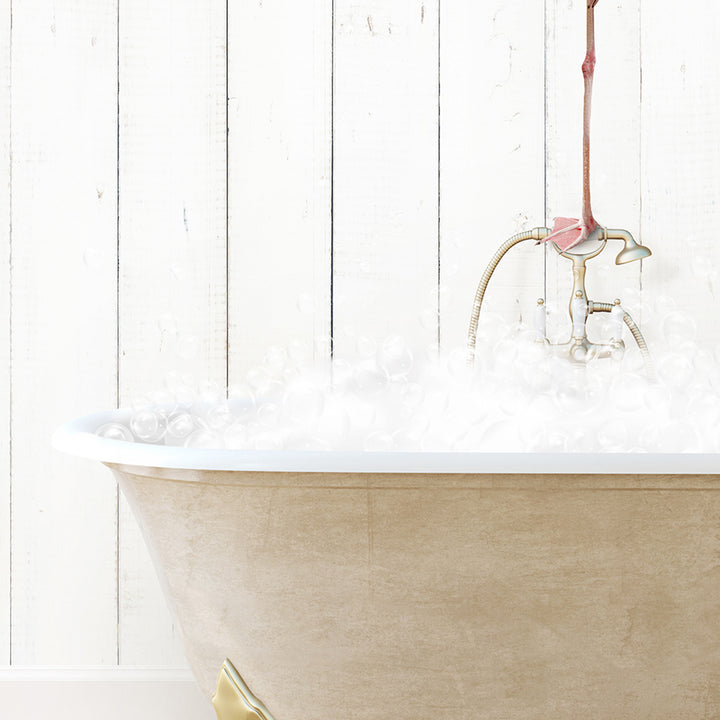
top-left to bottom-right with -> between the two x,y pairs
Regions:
54,410 -> 720,719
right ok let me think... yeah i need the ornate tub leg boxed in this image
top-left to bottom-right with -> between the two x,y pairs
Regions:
212,659 -> 275,720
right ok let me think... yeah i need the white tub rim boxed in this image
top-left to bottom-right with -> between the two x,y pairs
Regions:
51,409 -> 720,475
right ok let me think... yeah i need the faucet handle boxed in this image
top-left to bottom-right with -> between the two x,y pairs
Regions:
534,298 -> 547,342
610,298 -> 624,341
572,291 -> 587,339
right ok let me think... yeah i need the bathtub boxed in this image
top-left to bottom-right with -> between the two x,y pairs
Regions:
54,409 -> 720,719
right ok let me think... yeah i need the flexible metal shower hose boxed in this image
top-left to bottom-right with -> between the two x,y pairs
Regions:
466,228 -> 655,379
466,227 -> 549,367
589,302 -> 655,379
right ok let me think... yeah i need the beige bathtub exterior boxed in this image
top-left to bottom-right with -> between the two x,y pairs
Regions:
109,464 -> 720,720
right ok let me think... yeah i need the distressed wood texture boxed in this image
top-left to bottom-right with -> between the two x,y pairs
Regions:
545,0 -> 642,345
0,0 -> 10,665
332,0 -> 439,361
118,0 -> 227,665
441,1 -> 544,350
641,0 -> 720,349
10,0 -> 118,663
228,0 -> 332,379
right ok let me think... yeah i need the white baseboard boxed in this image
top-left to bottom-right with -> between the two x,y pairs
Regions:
0,667 -> 216,720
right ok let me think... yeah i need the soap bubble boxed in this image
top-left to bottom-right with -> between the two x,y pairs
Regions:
356,336 -> 377,358
494,337 -> 520,372
353,363 -> 388,395
130,408 -> 165,442
287,340 -> 310,367
543,429 -> 570,453
663,311 -> 697,346
598,421 -> 628,451
609,373 -> 647,413
197,380 -> 223,405
166,411 -> 195,441
228,384 -> 256,421
130,395 -> 151,412
345,394 -> 376,431
96,422 -> 134,442
204,402 -> 234,432
657,421 -> 700,453
688,391 -> 720,429
474,419 -> 522,452
165,371 -> 196,406
555,371 -> 591,415
377,335 -> 413,378
653,294 -> 677,318
497,386 -> 528,417
252,432 -> 284,450
419,306 -> 439,332
399,382 -> 425,417
656,352 -> 694,391
122,320 -> 720,454
284,381 -> 325,424
185,428 -> 222,449
520,356 -> 554,394
247,366 -> 273,392
316,399 -> 350,443
224,422 -> 248,449
148,389 -> 177,417
474,312 -> 507,346
446,347 -> 472,383
254,378 -> 286,404
258,403 -> 281,428
644,384 -> 670,417
421,388 -> 450,417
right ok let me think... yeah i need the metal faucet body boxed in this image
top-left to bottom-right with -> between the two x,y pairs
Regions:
466,226 -> 653,377
549,226 -> 625,364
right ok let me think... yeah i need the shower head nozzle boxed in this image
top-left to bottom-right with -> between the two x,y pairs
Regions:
613,230 -> 652,265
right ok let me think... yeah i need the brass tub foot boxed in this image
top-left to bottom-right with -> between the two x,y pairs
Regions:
212,659 -> 275,720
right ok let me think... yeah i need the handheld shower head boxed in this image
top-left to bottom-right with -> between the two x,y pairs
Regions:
613,229 -> 652,265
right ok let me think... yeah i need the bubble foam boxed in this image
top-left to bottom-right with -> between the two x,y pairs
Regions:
96,306 -> 720,453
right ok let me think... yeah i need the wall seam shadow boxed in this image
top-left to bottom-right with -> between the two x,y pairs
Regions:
329,0 -> 335,360
225,0 -> 230,393
115,0 -> 121,668
437,0 -> 441,350
7,0 -> 13,669
543,0 -> 548,303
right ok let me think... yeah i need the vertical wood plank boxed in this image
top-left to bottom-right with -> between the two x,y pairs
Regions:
118,0 -> 227,665
641,0 -> 720,349
227,0 -> 332,378
332,0 -> 439,360
545,0 -> 642,343
10,0 -> 118,664
0,0 -> 10,665
440,2 -> 545,349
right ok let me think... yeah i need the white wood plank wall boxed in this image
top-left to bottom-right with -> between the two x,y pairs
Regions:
333,0 -> 439,360
228,0 -> 332,379
10,0 -> 118,664
0,0 -> 10,668
441,1 -> 544,348
118,0 -> 227,667
0,0 -> 716,697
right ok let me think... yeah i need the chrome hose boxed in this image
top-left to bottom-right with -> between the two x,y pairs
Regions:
467,227 -> 550,367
